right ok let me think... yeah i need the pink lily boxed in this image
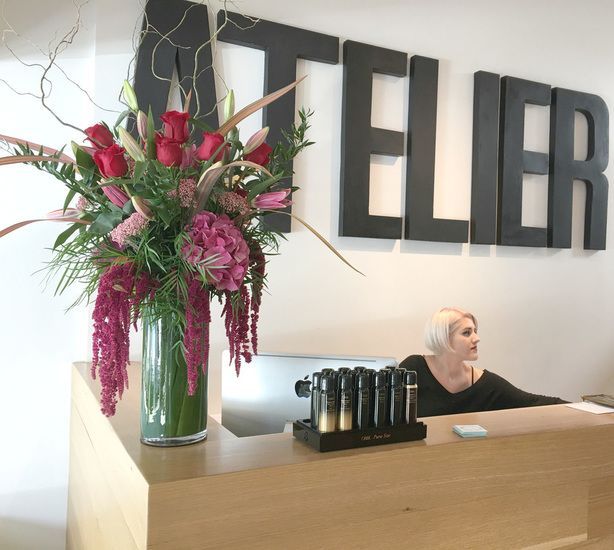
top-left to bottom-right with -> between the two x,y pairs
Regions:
136,111 -> 148,141
252,189 -> 292,210
101,183 -> 130,207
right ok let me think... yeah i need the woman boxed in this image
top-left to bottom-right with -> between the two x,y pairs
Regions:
399,307 -> 567,417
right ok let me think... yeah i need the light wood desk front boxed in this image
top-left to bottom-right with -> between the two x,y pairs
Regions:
67,362 -> 614,549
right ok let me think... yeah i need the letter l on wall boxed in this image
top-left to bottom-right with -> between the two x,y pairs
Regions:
405,56 -> 469,243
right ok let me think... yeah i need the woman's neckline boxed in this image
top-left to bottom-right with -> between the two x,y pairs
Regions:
422,354 -> 487,396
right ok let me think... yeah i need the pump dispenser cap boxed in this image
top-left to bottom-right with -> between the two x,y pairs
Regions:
374,371 -> 388,387
390,370 -> 403,386
340,373 -> 353,390
357,372 -> 371,389
404,370 -> 417,385
320,375 -> 334,392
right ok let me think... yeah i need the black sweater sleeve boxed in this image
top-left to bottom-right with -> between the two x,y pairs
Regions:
484,372 -> 568,410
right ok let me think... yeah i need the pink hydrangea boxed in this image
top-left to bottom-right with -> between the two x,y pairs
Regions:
182,211 -> 249,291
109,212 -> 149,248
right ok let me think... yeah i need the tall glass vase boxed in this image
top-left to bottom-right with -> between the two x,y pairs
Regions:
140,311 -> 208,446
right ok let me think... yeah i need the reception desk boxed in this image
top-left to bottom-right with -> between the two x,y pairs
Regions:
67,362 -> 614,549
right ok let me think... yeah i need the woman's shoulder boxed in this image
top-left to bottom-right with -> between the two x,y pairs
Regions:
398,354 -> 428,370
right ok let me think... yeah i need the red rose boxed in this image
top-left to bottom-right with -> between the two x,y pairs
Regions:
195,132 -> 227,162
244,142 -> 273,167
160,110 -> 190,143
85,124 -> 115,149
93,144 -> 129,178
155,134 -> 183,167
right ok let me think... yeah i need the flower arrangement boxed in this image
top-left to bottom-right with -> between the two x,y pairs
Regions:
1,78 -> 353,421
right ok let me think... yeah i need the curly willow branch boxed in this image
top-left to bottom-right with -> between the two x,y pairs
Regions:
0,0 -> 118,132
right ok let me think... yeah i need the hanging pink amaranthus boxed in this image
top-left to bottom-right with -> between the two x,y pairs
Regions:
223,285 -> 261,376
249,244 -> 266,355
184,277 -> 211,395
91,262 -> 151,416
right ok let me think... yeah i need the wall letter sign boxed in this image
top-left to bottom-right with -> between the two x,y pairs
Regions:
134,1 -> 609,248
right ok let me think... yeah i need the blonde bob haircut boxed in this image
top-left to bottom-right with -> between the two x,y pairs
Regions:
424,307 -> 478,355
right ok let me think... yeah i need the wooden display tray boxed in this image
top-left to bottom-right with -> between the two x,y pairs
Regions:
293,418 -> 427,452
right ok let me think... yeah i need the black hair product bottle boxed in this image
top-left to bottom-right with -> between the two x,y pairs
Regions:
310,372 -> 322,429
404,370 -> 418,424
318,375 -> 337,432
355,372 -> 372,430
389,370 -> 403,426
332,370 -> 342,412
337,374 -> 353,431
373,370 -> 389,428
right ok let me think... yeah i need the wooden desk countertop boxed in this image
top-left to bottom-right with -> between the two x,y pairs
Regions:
68,361 -> 614,549
72,361 -> 614,483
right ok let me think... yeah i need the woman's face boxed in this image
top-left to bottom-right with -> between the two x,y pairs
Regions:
449,317 -> 480,361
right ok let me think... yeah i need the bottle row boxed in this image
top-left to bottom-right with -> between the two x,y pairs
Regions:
310,366 -> 418,433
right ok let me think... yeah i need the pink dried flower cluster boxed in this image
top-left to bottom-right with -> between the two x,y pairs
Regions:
217,191 -> 250,216
75,195 -> 90,211
168,177 -> 197,208
184,278 -> 211,394
91,263 -> 151,416
109,212 -> 149,248
181,211 -> 249,292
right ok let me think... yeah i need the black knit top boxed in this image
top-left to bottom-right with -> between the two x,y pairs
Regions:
398,355 -> 567,418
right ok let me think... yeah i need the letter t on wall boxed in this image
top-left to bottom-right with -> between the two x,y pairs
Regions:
217,11 -> 339,233
339,41 -> 406,239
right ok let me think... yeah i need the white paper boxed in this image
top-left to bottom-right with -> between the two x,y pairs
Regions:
566,402 -> 614,415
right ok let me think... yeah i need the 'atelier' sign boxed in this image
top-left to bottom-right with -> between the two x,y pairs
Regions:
134,0 -> 609,250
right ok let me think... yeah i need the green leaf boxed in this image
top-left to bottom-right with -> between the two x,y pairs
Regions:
147,107 -> 156,160
62,188 -> 77,213
53,222 -> 81,250
73,142 -> 96,170
122,200 -> 135,215
157,206 -> 174,227
189,117 -> 214,133
114,109 -> 131,129
132,160 -> 146,182
89,210 -> 124,234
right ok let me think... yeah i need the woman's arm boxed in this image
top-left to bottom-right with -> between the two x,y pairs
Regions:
486,372 -> 568,410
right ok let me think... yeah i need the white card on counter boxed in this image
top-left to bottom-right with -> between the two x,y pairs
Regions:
566,402 -> 614,415
452,424 -> 487,437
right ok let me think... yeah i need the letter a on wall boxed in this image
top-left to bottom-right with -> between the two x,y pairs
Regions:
134,0 -> 219,141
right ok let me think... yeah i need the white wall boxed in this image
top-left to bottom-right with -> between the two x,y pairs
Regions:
2,1 -> 614,548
